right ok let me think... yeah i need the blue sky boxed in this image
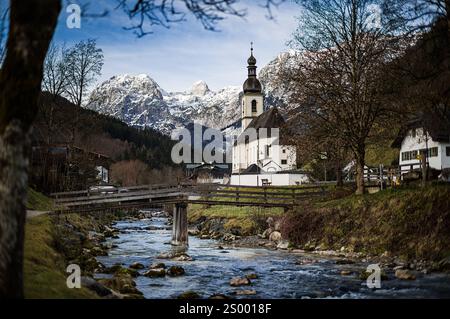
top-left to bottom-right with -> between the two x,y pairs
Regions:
51,0 -> 300,92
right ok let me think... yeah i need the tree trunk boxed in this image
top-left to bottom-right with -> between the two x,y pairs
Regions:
355,148 -> 366,195
336,158 -> 343,187
420,149 -> 428,187
0,0 -> 60,298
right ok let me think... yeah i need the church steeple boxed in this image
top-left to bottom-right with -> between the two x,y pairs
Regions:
243,42 -> 262,93
241,42 -> 264,132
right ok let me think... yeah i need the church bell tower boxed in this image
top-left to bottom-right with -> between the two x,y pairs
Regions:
241,43 -> 264,132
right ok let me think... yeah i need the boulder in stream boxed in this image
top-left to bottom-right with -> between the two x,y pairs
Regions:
269,231 -> 282,242
230,277 -> 251,286
129,262 -> 145,270
167,266 -> 185,277
143,268 -> 166,277
177,291 -> 201,299
395,269 -> 416,280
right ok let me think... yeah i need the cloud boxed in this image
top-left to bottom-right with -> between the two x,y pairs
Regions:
54,0 -> 300,92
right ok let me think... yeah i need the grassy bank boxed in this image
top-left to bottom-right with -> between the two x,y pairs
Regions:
188,204 -> 283,235
281,183 -> 450,262
26,187 -> 55,211
24,215 -> 98,298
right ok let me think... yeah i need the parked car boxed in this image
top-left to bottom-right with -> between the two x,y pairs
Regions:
89,185 -> 118,195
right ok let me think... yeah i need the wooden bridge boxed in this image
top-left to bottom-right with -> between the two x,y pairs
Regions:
51,183 -> 327,247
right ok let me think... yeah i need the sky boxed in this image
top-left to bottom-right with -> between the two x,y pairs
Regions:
51,0 -> 301,92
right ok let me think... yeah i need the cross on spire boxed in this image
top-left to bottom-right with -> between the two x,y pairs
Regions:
250,42 -> 253,55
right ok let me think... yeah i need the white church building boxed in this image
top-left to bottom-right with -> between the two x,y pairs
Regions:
230,46 -> 310,186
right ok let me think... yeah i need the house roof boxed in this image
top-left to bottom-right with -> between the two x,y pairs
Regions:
391,111 -> 450,148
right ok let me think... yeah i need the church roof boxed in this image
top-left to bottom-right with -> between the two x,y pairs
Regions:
243,77 -> 262,93
246,107 -> 285,130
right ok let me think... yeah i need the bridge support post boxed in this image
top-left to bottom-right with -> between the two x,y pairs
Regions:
171,202 -> 188,248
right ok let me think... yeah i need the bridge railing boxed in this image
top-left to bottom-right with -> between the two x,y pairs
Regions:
51,183 -> 328,211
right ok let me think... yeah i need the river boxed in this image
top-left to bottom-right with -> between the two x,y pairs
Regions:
96,213 -> 450,299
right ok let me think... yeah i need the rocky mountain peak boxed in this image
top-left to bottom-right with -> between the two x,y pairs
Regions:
191,80 -> 210,96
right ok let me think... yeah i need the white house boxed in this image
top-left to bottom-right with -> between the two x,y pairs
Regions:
231,46 -> 309,186
392,114 -> 450,175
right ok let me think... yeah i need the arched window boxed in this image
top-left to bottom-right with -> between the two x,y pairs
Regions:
251,100 -> 257,113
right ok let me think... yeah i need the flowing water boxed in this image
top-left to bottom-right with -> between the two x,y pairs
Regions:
96,213 -> 450,299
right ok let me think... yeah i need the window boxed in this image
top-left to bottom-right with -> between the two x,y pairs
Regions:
282,149 -> 286,154
402,147 -> 439,161
447,147 -> 450,157
411,128 -> 416,138
265,145 -> 271,157
401,150 -> 417,161
281,159 -> 287,165
428,147 -> 438,157
251,100 -> 257,113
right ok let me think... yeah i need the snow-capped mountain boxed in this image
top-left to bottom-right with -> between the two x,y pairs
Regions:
87,51 -> 302,136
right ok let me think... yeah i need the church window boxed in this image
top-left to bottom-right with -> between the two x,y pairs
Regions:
281,159 -> 287,165
265,145 -> 271,157
252,100 -> 257,113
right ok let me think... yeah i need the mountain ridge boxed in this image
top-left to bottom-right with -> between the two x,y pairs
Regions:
87,51 -> 301,136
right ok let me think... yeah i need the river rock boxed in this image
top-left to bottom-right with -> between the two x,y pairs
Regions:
98,274 -> 143,297
223,233 -> 237,242
246,273 -> 258,280
167,266 -> 185,277
395,269 -> 416,280
269,231 -> 282,242
143,268 -> 166,277
274,220 -> 282,231
81,276 -> 112,297
178,291 -> 201,299
91,246 -> 108,256
129,262 -> 145,270
150,262 -> 166,269
295,258 -> 318,265
235,290 -> 257,295
209,294 -> 230,299
277,240 -> 289,250
335,259 -> 355,265
230,277 -> 251,286
340,270 -> 353,276
173,254 -> 193,262
104,263 -> 138,277
188,228 -> 200,236
261,228 -> 273,239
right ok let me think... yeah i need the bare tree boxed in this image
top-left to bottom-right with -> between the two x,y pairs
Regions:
117,0 -> 285,36
64,39 -> 104,107
42,44 -> 69,97
285,0 -> 406,194
0,0 -> 286,298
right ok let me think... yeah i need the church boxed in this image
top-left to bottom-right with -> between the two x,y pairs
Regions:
230,46 -> 310,186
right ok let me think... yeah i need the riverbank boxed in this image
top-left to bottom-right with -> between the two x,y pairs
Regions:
187,184 -> 450,274
24,189 -> 150,298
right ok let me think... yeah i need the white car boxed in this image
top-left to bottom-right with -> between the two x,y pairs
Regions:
89,185 -> 118,195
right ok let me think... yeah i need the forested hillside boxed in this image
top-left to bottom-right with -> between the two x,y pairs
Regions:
31,92 -> 181,192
